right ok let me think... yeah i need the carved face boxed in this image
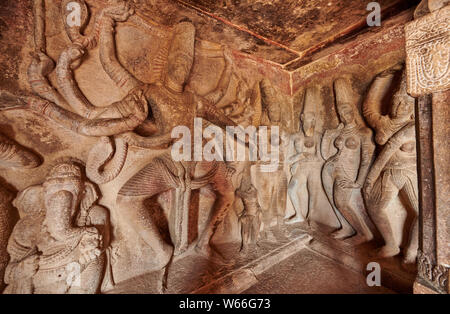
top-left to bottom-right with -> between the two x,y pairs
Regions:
301,112 -> 316,137
43,177 -> 83,213
337,103 -> 355,125
261,80 -> 281,123
392,92 -> 414,119
167,51 -> 193,87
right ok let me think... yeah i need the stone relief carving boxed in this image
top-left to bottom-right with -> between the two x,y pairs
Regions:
417,250 -> 449,292
25,1 -> 234,186
234,162 -> 262,252
253,79 -> 288,235
406,4 -> 450,96
0,133 -> 41,291
286,86 -> 327,225
363,66 -> 419,264
321,78 -> 375,244
0,0 -> 433,294
3,161 -> 112,294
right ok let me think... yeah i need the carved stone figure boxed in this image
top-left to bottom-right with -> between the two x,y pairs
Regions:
286,86 -> 326,225
321,78 -> 375,244
91,5 -> 240,267
24,1 -> 234,185
0,133 -> 41,292
234,162 -> 261,251
254,79 -> 288,232
3,161 -> 112,294
363,67 -> 419,264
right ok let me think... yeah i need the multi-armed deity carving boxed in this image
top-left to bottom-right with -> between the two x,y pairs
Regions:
321,78 -> 375,244
3,161 -> 112,294
363,65 -> 419,264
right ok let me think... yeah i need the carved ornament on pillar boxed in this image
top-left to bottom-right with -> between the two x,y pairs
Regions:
417,250 -> 449,293
405,5 -> 450,97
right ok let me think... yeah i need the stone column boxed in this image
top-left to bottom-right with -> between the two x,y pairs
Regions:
405,1 -> 449,294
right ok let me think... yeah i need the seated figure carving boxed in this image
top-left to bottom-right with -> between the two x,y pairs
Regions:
3,161 -> 112,294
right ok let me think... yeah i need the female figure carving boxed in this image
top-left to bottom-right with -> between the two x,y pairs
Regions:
321,78 -> 375,243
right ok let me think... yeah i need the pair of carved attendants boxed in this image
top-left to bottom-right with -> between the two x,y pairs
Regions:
285,67 -> 418,264
0,0 -> 421,294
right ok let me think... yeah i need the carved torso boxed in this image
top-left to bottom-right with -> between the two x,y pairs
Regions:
293,132 -> 323,163
146,84 -> 196,134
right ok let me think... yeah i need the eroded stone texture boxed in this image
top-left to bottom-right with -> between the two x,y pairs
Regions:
0,0 -> 442,294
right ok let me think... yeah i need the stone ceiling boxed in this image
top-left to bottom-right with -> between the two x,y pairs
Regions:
174,0 -> 419,65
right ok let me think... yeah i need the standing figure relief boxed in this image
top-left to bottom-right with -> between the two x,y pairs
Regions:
321,78 -> 375,244
362,65 -> 419,264
286,86 -> 326,225
3,161 -> 112,294
253,79 -> 288,234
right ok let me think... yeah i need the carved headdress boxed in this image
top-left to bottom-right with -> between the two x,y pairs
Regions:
392,71 -> 415,118
303,85 -> 320,115
169,20 -> 195,65
47,162 -> 82,180
334,77 -> 365,126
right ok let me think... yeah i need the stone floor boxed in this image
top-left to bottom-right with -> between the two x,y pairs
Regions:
106,221 -> 403,294
243,249 -> 394,294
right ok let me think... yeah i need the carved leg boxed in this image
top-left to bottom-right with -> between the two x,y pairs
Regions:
367,175 -> 401,258
195,163 -> 235,259
308,166 -> 326,221
333,183 -> 372,244
322,162 -> 347,232
330,184 -> 356,240
400,176 -> 419,264
286,172 -> 307,223
117,161 -> 179,268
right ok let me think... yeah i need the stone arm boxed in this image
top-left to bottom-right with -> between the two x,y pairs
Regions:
197,97 -> 238,130
4,222 -> 39,287
364,123 -> 414,193
0,134 -> 41,169
27,87 -> 148,137
85,205 -> 111,250
356,128 -> 375,187
363,71 -> 395,134
99,13 -> 142,95
321,124 -> 342,160
202,50 -> 233,105
287,134 -> 305,164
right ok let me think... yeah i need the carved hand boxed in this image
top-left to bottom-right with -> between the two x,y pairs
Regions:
223,47 -> 234,66
26,96 -> 50,114
79,228 -> 103,265
363,180 -> 374,200
17,255 -> 39,278
29,51 -> 54,77
102,1 -> 134,22
337,178 -> 361,189
378,63 -> 404,77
